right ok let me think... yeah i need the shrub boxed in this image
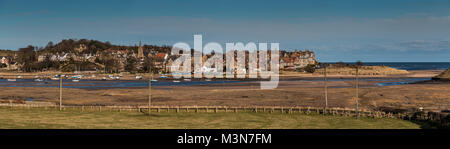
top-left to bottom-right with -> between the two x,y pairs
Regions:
304,64 -> 316,73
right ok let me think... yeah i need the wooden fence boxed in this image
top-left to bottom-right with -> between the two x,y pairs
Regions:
1,103 -> 448,128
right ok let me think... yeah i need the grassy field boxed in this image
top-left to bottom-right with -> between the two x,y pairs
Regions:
0,107 -> 420,129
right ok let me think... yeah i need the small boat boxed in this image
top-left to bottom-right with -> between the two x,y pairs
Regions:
114,76 -> 120,80
173,80 -> 181,83
72,75 -> 82,79
151,79 -> 158,82
7,79 -> 16,81
205,79 -> 212,82
72,79 -> 79,82
160,76 -> 168,78
17,76 -> 23,79
34,79 -> 44,82
34,76 -> 39,79
136,75 -> 142,80
51,75 -> 61,80
101,77 -> 107,81
183,79 -> 191,81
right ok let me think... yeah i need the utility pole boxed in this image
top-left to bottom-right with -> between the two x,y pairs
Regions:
148,74 -> 152,115
148,53 -> 153,115
355,67 -> 359,118
324,65 -> 328,109
59,75 -> 62,111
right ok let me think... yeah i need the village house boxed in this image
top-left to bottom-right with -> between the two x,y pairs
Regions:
279,50 -> 317,70
1,56 -> 9,64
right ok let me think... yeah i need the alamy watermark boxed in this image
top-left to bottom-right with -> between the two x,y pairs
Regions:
170,35 -> 279,89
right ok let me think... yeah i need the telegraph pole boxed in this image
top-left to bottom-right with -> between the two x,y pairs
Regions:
355,67 -> 359,118
324,64 -> 328,109
148,74 -> 152,115
59,75 -> 62,111
148,53 -> 153,115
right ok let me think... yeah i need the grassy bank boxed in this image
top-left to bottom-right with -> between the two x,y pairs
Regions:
0,107 -> 420,129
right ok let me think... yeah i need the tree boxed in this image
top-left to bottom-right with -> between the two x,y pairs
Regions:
141,56 -> 157,73
304,64 -> 316,73
356,60 -> 363,66
17,45 -> 36,72
45,41 -> 54,49
125,55 -> 137,73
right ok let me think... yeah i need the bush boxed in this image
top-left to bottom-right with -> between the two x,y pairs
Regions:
304,64 -> 316,73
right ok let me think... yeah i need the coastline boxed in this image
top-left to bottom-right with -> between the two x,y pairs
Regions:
0,69 -> 445,80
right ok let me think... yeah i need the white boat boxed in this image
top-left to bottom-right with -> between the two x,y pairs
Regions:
173,80 -> 181,83
34,79 -> 44,82
51,77 -> 60,80
34,76 -> 39,79
183,79 -> 191,81
205,79 -> 212,82
72,75 -> 82,79
7,79 -> 16,82
101,77 -> 107,81
136,75 -> 142,80
151,79 -> 158,82
72,79 -> 79,82
17,76 -> 23,79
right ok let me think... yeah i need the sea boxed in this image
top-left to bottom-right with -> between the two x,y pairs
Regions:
330,62 -> 450,71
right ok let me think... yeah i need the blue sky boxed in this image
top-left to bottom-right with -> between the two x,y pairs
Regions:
1,0 -> 450,62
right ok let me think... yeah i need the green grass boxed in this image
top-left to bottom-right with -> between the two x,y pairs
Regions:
0,107 -> 420,129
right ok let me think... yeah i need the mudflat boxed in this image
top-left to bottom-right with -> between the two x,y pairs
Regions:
1,70 -> 448,112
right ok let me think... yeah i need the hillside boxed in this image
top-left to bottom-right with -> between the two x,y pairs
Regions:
38,39 -> 171,54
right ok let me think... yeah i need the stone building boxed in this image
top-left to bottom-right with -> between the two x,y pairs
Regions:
137,41 -> 144,59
